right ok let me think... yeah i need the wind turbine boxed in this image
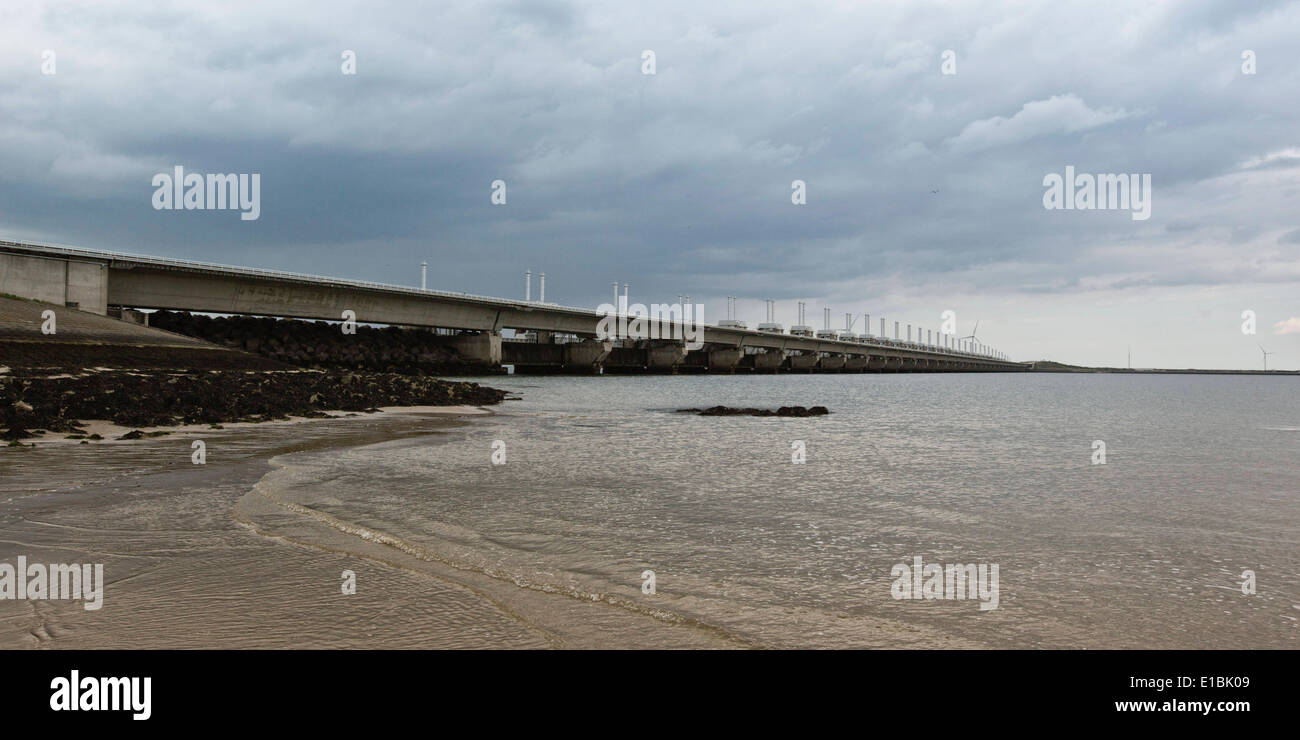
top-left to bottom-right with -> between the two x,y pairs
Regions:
959,319 -> 981,342
1259,345 -> 1274,371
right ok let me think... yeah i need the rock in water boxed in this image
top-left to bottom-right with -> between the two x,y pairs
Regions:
677,405 -> 829,417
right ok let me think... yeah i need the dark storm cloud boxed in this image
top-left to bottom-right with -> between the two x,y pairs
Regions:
2,0 -> 1299,366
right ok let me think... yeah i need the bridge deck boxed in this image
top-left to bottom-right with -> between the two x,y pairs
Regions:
0,240 -> 1023,371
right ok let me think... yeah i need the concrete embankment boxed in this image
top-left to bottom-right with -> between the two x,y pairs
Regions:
0,294 -> 289,372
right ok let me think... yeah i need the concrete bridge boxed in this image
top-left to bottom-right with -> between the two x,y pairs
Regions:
0,240 -> 1026,374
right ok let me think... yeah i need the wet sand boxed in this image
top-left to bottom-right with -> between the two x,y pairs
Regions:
0,408 -> 740,649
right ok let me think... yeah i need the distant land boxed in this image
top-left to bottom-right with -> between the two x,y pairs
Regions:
1027,360 -> 1298,375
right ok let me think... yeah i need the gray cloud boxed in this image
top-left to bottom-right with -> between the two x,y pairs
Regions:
945,94 -> 1131,153
2,0 -> 1299,367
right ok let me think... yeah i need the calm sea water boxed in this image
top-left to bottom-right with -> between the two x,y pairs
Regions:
253,373 -> 1299,648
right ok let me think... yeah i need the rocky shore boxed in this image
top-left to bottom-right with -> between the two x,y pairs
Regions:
148,311 -> 479,375
2,369 -> 508,440
2,300 -> 513,443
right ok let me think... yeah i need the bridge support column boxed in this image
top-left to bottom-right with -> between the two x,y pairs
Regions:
707,347 -> 743,373
648,343 -> 688,373
844,355 -> 867,371
451,331 -> 502,367
818,353 -> 845,371
562,339 -> 612,373
0,251 -> 108,315
789,353 -> 818,372
112,307 -> 150,326
754,349 -> 784,373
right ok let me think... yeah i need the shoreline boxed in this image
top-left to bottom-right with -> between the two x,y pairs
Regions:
2,367 -> 510,439
7,404 -> 491,449
0,405 -> 744,649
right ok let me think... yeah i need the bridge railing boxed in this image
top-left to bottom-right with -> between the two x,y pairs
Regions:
0,238 -> 588,315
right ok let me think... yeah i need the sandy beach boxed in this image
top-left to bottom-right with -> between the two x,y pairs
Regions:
0,407 -> 740,649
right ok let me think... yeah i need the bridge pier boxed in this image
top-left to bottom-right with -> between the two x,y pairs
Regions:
818,353 -> 845,371
754,349 -> 784,373
562,339 -> 612,373
450,331 -> 502,368
788,353 -> 818,372
844,355 -> 867,371
0,249 -> 108,315
707,347 -> 743,373
647,342 -> 688,373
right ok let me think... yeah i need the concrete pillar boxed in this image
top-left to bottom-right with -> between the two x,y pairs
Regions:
562,339 -> 612,372
845,355 -> 868,371
0,252 -> 108,315
451,331 -> 502,366
754,349 -> 784,372
66,262 -> 108,315
707,347 -> 743,372
647,343 -> 688,372
115,308 -> 149,326
789,353 -> 818,371
818,353 -> 845,371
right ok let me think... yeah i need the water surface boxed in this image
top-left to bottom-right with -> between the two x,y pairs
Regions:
250,372 -> 1299,648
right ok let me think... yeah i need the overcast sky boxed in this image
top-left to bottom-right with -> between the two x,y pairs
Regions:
3,0 -> 1299,368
